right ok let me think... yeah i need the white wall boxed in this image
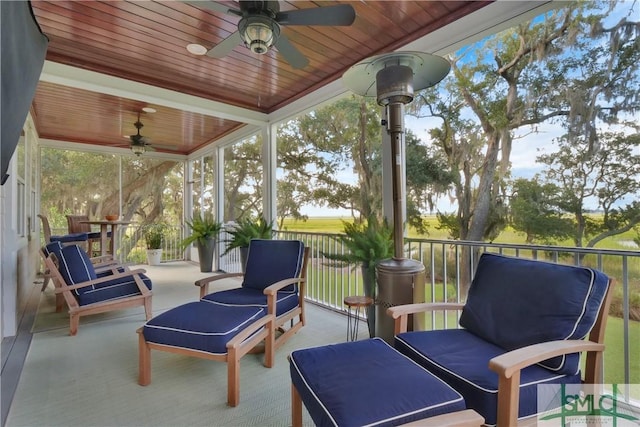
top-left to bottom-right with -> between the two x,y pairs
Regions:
1,113 -> 41,338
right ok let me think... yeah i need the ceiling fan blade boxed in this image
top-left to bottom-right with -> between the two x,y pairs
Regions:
276,4 -> 355,26
149,143 -> 182,151
207,31 -> 242,58
183,1 -> 242,17
274,34 -> 309,69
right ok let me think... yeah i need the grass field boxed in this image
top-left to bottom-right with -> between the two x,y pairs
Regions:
281,215 -> 640,250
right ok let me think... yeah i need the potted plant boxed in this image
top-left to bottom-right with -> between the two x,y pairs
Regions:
143,223 -> 167,266
322,215 -> 393,338
223,216 -> 273,272
180,211 -> 222,272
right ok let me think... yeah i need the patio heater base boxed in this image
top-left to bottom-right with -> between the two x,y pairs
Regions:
375,257 -> 425,343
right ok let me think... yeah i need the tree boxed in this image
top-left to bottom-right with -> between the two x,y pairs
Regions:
536,132 -> 640,247
509,178 -> 573,244
277,96 -> 453,228
409,1 -> 639,243
404,131 -> 455,234
223,136 -> 263,221
40,148 -> 183,261
278,96 -> 384,221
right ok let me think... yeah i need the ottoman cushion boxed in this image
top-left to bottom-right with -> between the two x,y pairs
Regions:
289,338 -> 466,427
143,301 -> 265,355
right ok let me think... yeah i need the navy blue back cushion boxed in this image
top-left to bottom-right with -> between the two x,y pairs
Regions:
43,241 -> 63,258
56,245 -> 98,296
459,253 -> 609,375
242,239 -> 304,292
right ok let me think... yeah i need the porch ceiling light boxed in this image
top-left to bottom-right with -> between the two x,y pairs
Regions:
239,16 -> 279,55
131,144 -> 145,156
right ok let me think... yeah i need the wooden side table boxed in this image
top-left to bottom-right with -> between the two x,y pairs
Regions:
343,295 -> 374,341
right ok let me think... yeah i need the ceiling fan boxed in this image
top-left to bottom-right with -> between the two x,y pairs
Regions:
129,113 -> 154,156
186,1 -> 356,69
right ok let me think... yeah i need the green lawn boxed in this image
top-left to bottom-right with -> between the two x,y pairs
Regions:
604,316 -> 640,389
282,214 -> 639,250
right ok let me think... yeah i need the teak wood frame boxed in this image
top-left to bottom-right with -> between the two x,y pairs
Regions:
387,279 -> 614,427
137,314 -> 275,407
195,247 -> 310,352
43,253 -> 152,335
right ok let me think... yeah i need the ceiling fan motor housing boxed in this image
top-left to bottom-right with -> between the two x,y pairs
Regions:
239,0 -> 280,56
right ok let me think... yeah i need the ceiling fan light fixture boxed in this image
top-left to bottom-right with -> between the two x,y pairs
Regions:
239,16 -> 279,55
131,144 -> 145,156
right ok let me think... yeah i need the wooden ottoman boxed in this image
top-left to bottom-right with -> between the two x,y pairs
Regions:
289,338 -> 484,427
138,300 -> 274,407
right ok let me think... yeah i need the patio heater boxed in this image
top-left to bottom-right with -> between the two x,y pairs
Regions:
343,52 -> 450,342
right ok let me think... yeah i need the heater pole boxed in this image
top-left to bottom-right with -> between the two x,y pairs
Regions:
387,102 -> 405,260
342,51 -> 450,343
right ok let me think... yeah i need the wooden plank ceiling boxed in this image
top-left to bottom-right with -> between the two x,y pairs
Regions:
30,0 -> 490,156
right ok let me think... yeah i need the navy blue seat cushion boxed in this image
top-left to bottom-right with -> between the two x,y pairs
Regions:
290,338 -> 466,427
143,301 -> 265,355
201,287 -> 299,317
395,329 -> 581,427
242,239 -> 304,292
51,232 -> 89,243
76,272 -> 152,306
459,253 -> 609,374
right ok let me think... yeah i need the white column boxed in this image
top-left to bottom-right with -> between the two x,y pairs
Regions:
261,123 -> 277,228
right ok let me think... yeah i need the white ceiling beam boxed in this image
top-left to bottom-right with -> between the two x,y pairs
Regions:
39,61 -> 269,126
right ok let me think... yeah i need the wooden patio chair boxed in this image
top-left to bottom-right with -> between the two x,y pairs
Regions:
66,214 -> 106,255
39,241 -> 125,306
195,239 -> 310,352
38,214 -> 91,291
388,253 -> 614,426
43,244 -> 152,335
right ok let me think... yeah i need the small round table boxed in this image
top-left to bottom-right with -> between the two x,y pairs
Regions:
343,295 -> 374,341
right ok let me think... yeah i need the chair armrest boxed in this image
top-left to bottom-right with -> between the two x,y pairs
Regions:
263,278 -> 306,316
90,255 -> 115,264
263,277 -> 306,296
94,263 -> 128,274
195,273 -> 244,298
488,339 -> 604,426
55,268 -> 148,292
489,339 -> 604,378
387,302 -> 465,334
226,314 -> 275,350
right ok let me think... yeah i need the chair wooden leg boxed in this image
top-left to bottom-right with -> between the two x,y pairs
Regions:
69,314 -> 79,336
138,329 -> 151,386
55,294 -> 64,312
264,317 -> 274,368
228,347 -> 240,407
292,383 -> 303,427
144,297 -> 152,320
41,272 -> 50,292
496,371 -> 520,427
